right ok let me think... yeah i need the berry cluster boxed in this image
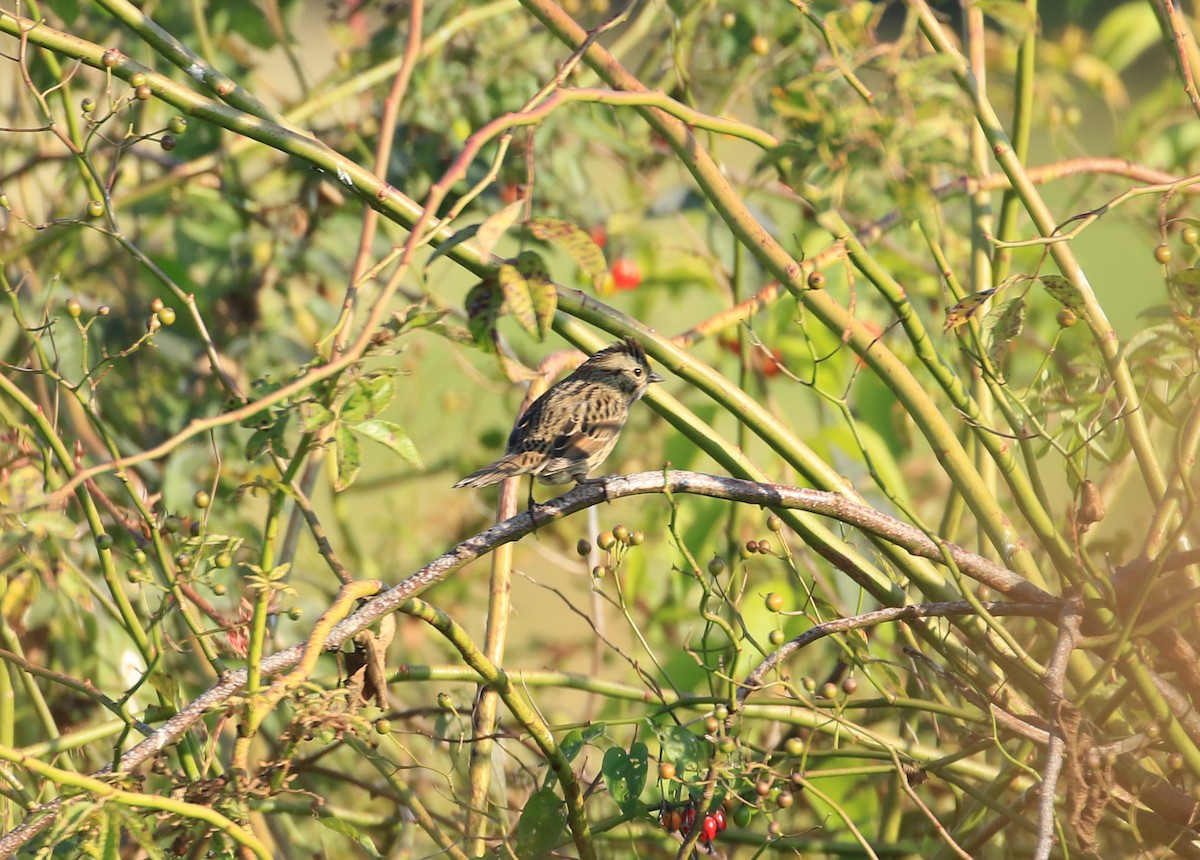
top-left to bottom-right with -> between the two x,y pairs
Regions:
659,802 -> 728,848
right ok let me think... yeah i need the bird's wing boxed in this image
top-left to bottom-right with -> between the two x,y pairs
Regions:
545,394 -> 623,466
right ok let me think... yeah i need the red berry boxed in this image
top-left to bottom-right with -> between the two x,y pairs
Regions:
703,814 -> 719,840
682,807 -> 696,832
588,224 -> 608,248
758,347 -> 784,378
714,809 -> 727,831
610,258 -> 642,291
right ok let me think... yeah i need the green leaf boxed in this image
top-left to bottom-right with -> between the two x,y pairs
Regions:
516,250 -> 557,340
334,423 -> 362,491
603,742 -> 649,816
655,725 -> 709,774
424,223 -> 481,273
298,401 -> 335,433
318,816 -> 382,858
349,419 -> 424,469
526,217 -> 607,290
476,199 -> 525,261
1040,275 -> 1085,314
499,259 -> 539,338
515,788 -> 567,860
342,373 -> 397,423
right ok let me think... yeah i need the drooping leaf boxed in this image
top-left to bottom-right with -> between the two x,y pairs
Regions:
983,296 -> 1026,374
334,423 -> 362,491
349,419 -> 424,469
424,223 -> 481,273
526,217 -> 607,290
499,259 -> 539,337
514,788 -> 567,860
943,288 -> 996,331
1041,274 -> 1086,314
476,199 -> 526,261
515,250 -> 557,340
464,280 -> 504,351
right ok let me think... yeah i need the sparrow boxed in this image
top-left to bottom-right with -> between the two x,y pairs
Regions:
454,337 -> 664,490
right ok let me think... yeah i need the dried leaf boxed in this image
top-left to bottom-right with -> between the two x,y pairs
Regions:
943,288 -> 996,331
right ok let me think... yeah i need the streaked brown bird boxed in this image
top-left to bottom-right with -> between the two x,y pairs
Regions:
454,337 -> 663,490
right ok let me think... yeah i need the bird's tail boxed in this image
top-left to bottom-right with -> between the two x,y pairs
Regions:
452,453 -> 535,489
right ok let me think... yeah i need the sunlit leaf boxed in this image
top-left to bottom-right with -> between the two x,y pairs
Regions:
476,199 -> 525,261
515,250 -> 556,340
526,217 -> 607,290
298,401 -> 335,433
943,288 -> 996,331
334,423 -> 362,491
349,419 -> 424,469
1041,275 -> 1086,313
499,259 -> 539,338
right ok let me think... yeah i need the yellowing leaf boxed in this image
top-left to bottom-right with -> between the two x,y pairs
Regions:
526,217 -> 607,290
944,288 -> 996,331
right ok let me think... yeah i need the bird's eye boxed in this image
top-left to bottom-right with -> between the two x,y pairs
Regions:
633,367 -> 643,376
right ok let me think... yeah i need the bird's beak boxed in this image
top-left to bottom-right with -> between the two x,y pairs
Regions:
648,371 -> 665,384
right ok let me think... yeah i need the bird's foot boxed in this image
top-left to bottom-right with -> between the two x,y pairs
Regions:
576,475 -> 611,503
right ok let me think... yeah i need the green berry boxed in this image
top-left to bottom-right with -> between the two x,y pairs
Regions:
733,805 -> 752,827
629,529 -> 645,546
612,524 -> 630,544
132,549 -> 147,565
437,692 -> 454,709
374,718 -> 392,735
766,515 -> 783,532
765,592 -> 784,612
212,583 -> 227,596
769,629 -> 785,646
785,736 -> 805,755
287,606 -> 302,621
66,299 -> 82,318
157,307 -> 176,326
193,490 -> 210,509
807,271 -> 826,289
820,682 -> 839,700
162,515 -> 181,534
95,533 -> 114,550
1184,225 -> 1200,245
215,552 -> 233,569
658,761 -> 676,780
596,530 -> 616,550
87,199 -> 104,218
1155,244 -> 1173,264
81,97 -> 96,114
707,556 -> 726,576
130,72 -> 147,87
1056,308 -> 1077,328
168,116 -> 188,135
